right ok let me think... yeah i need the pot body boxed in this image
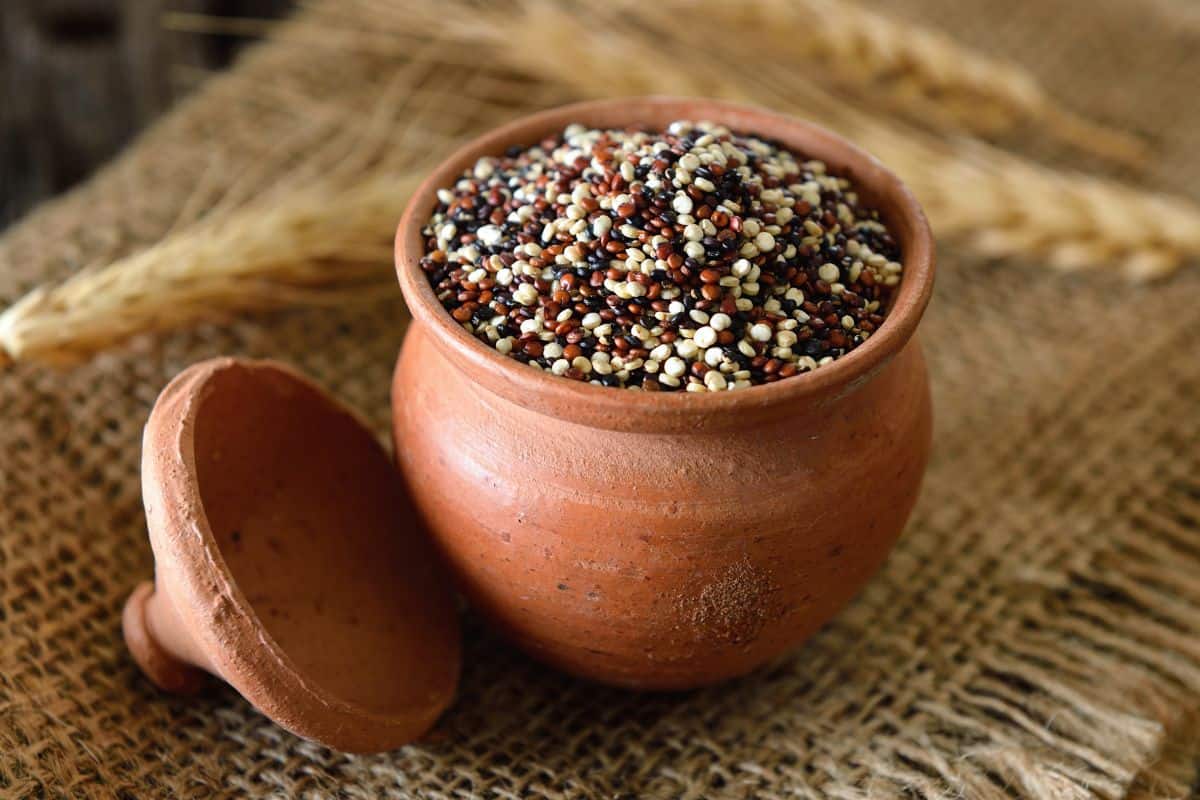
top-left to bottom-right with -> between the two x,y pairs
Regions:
392,322 -> 931,690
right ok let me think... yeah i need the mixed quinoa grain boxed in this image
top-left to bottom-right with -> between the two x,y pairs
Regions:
420,122 -> 902,392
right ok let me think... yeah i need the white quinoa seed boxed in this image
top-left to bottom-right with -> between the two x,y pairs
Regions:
705,371 -> 728,391
476,225 -> 503,247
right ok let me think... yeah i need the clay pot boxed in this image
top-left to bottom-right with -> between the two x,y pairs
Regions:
392,97 -> 935,689
123,358 -> 460,752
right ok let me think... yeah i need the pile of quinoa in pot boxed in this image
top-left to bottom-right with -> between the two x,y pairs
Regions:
419,121 -> 902,392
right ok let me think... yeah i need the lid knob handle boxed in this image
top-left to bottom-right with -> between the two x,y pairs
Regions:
123,581 -> 210,694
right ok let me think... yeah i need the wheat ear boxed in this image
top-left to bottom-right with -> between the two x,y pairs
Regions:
605,0 -> 1146,167
0,173 -> 421,367
765,0 -> 1146,166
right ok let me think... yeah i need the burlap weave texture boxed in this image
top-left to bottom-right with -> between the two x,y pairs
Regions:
1,0 -> 1198,797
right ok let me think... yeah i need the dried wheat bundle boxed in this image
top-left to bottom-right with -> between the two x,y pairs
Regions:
1,0 -> 1193,369
374,0 -> 1197,279
0,59 -> 498,368
0,172 -> 418,368
0,40 -> 562,368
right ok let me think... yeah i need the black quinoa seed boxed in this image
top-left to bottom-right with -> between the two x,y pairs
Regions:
421,121 -> 903,392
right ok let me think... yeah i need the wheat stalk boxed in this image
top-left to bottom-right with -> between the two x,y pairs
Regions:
686,0 -> 1148,167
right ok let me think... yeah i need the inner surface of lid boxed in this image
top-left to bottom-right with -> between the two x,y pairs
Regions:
190,362 -> 459,720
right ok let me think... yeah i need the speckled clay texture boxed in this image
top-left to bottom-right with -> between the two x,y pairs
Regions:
125,358 -> 460,752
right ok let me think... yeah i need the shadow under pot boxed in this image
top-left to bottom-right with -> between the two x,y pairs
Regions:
392,96 -> 936,690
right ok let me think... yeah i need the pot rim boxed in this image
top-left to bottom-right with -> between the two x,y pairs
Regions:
395,96 -> 935,432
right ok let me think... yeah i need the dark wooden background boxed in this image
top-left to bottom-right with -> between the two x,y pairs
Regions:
1,0 -> 294,229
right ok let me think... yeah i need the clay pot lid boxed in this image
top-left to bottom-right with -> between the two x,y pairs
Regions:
123,357 -> 460,753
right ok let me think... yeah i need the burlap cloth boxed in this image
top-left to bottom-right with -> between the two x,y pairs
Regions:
2,0 -> 1198,797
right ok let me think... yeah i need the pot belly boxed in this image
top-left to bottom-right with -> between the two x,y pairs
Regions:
392,322 -> 931,689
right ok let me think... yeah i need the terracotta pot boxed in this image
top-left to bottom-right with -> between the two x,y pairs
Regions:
393,97 -> 935,690
123,358 -> 460,752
